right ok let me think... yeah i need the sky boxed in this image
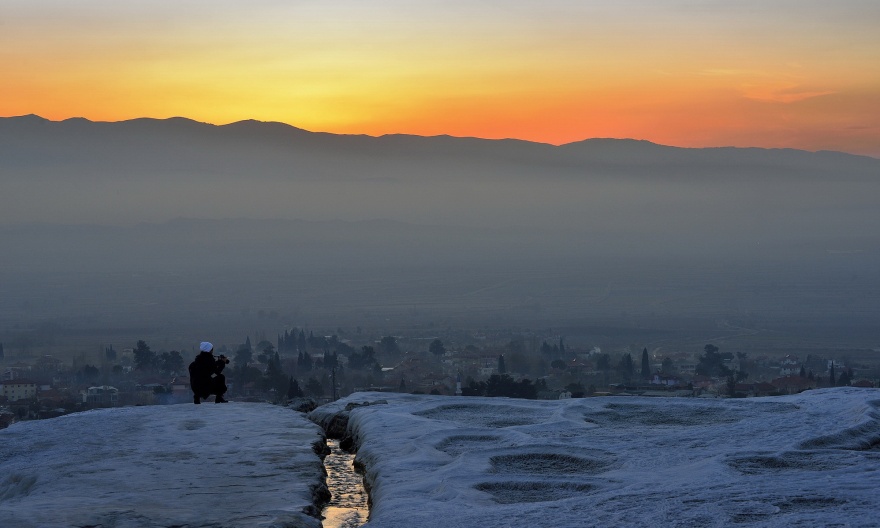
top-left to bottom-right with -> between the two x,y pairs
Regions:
2,1 -> 879,156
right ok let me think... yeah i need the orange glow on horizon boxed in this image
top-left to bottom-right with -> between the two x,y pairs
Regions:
1,1 -> 877,156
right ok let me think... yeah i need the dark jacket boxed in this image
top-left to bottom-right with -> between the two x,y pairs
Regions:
189,352 -> 227,397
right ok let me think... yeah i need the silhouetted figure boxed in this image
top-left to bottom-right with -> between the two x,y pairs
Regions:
189,341 -> 229,404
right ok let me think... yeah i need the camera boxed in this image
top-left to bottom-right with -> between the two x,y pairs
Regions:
218,354 -> 230,364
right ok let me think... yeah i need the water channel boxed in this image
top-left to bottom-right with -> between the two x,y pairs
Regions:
322,439 -> 369,528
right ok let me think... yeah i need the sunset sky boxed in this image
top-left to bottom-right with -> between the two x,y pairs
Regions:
2,1 -> 878,156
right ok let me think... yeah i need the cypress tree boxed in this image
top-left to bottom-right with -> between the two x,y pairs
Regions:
617,353 -> 635,381
287,377 -> 303,398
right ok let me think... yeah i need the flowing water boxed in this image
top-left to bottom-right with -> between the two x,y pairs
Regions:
322,439 -> 369,528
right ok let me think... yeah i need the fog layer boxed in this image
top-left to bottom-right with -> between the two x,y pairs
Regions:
1,115 -> 877,343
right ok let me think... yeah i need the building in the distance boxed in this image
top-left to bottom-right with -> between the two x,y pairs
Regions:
83,386 -> 119,407
779,355 -> 800,376
2,379 -> 37,401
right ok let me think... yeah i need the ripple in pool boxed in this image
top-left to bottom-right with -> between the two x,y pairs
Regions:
489,453 -> 611,475
436,435 -> 502,456
474,481 -> 595,504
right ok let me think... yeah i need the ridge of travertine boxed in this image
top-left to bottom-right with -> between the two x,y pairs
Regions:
0,403 -> 327,528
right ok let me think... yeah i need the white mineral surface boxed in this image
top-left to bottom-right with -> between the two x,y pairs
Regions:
311,388 -> 880,528
0,403 -> 325,528
4,388 -> 880,528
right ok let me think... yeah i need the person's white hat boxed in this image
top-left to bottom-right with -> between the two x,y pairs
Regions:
199,341 -> 213,352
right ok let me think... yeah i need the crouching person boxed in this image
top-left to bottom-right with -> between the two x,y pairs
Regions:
189,341 -> 229,404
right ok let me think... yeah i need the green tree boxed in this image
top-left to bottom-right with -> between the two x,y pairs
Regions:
232,364 -> 263,396
306,376 -> 324,397
257,341 -> 275,364
498,354 -> 507,374
595,353 -> 612,387
726,370 -> 749,397
550,359 -> 567,370
297,351 -> 313,371
79,364 -> 100,383
565,382 -> 586,397
158,351 -> 184,374
378,336 -> 400,357
323,351 -> 339,370
264,352 -> 287,395
429,339 -> 446,357
308,332 -> 330,350
485,374 -> 510,397
616,353 -> 635,381
485,374 -> 537,399
695,344 -> 733,378
837,368 -> 851,386
348,346 -> 379,371
287,377 -> 304,398
133,340 -> 156,371
234,344 -> 253,368
661,357 -> 674,374
829,363 -> 836,386
641,348 -> 650,379
462,377 -> 487,396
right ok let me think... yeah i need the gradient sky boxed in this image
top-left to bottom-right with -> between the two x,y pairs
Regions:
2,1 -> 879,156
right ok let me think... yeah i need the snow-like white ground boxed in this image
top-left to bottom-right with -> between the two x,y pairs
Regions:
0,403 -> 326,528
4,389 -> 879,528
311,388 -> 880,528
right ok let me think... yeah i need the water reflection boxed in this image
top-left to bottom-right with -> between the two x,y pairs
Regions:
323,439 -> 368,528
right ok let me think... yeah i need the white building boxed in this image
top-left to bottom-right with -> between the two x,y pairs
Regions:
780,355 -> 800,376
83,386 -> 119,407
2,379 -> 37,401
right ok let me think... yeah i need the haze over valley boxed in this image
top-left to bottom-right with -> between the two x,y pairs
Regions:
1,115 -> 877,355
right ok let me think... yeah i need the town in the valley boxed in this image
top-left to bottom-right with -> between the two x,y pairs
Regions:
2,325 -> 878,428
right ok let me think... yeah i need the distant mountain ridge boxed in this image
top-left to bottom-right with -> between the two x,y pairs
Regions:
2,114 -> 876,167
2,113 -> 877,227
